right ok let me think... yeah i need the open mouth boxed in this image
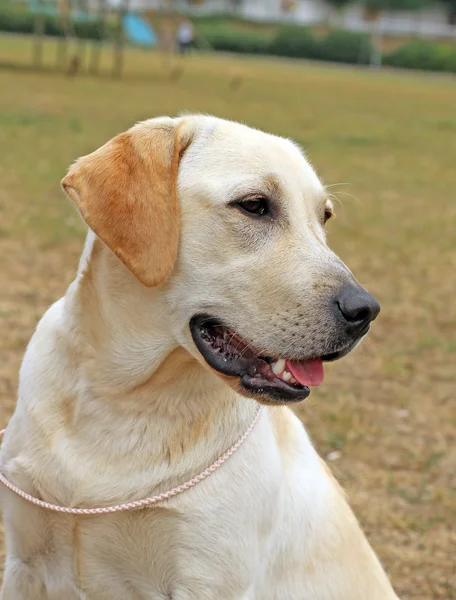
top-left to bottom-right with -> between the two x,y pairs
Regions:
190,315 -> 355,403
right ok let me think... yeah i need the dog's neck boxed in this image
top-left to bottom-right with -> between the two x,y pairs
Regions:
56,232 -> 257,471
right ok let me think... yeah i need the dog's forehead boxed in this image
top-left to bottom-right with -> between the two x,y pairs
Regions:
182,118 -> 324,204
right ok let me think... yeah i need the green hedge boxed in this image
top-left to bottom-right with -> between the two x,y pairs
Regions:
384,40 -> 456,73
317,29 -> 371,64
199,24 -> 456,73
199,24 -> 372,66
268,26 -> 319,59
0,9 -> 107,40
196,24 -> 269,54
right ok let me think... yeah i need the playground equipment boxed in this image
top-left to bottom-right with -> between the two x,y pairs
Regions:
3,0 -> 204,77
25,0 -> 159,76
27,0 -> 115,75
122,13 -> 157,48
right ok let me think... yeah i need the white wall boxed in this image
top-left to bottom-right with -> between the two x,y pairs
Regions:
240,0 -> 453,38
115,0 -> 455,39
342,3 -> 454,38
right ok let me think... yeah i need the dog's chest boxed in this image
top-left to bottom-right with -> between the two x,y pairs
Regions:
69,478 -> 280,600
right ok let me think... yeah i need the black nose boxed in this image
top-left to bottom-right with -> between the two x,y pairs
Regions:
334,285 -> 380,332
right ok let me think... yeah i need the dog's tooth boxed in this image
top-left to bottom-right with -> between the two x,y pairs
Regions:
290,376 -> 297,384
282,371 -> 292,382
271,358 -> 286,375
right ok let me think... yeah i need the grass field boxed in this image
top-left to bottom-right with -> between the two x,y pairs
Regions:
0,35 -> 455,599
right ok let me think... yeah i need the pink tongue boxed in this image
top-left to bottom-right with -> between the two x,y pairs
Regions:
286,358 -> 324,387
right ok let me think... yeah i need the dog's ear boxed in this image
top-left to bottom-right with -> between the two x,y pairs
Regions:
61,118 -> 193,287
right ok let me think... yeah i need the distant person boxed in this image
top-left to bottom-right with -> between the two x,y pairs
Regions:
177,19 -> 194,55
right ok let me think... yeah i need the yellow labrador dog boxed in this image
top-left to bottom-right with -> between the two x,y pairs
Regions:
0,116 -> 399,599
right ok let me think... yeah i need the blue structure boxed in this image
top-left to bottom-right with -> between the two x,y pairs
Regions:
122,13 -> 157,47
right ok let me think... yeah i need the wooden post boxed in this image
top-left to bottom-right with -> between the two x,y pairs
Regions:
363,5 -> 382,68
76,0 -> 88,72
57,0 -> 71,71
89,0 -> 106,75
33,0 -> 45,70
65,0 -> 81,76
112,0 -> 129,78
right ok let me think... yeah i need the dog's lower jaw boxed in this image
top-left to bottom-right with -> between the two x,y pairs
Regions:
239,373 -> 311,404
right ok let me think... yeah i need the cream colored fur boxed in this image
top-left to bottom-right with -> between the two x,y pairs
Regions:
0,116 -> 399,599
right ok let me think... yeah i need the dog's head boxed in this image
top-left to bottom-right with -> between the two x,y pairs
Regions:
62,116 -> 379,404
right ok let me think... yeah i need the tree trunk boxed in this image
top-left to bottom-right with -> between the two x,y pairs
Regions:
89,0 -> 106,75
364,6 -> 382,68
330,7 -> 345,29
369,18 -> 383,67
33,0 -> 45,70
113,0 -> 129,78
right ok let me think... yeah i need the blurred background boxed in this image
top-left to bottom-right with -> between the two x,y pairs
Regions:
0,1 -> 455,598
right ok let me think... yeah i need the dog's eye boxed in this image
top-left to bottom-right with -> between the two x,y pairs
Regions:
324,207 -> 334,224
238,197 -> 269,217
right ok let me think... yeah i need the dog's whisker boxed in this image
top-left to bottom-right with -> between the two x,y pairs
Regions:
325,182 -> 352,189
330,190 -> 361,204
328,193 -> 344,208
